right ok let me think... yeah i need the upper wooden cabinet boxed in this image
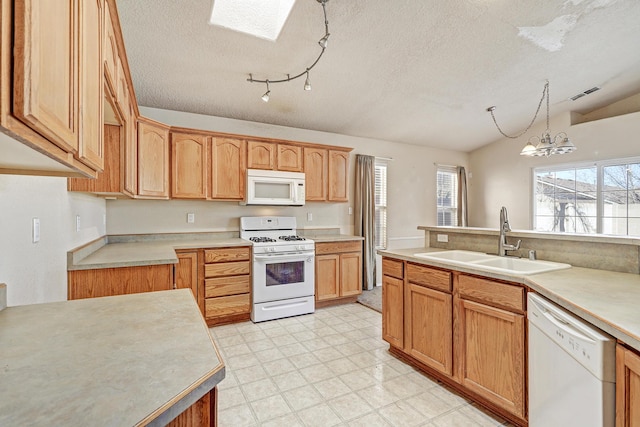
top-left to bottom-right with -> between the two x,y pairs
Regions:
304,147 -> 328,201
247,140 -> 275,170
277,144 -> 303,172
103,0 -> 118,94
329,150 -> 349,202
137,118 -> 169,199
171,131 -> 208,199
210,137 -> 247,200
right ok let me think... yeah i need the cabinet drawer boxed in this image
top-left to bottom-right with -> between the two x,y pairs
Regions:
204,247 -> 251,263
315,241 -> 362,255
205,276 -> 250,298
382,258 -> 404,279
457,274 -> 525,312
205,294 -> 250,318
205,261 -> 250,278
407,263 -> 451,292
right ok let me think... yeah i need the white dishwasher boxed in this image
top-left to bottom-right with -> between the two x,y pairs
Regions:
528,292 -> 616,427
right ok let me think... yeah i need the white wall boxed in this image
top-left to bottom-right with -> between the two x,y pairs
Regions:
0,175 -> 106,306
468,110 -> 640,229
108,107 -> 468,242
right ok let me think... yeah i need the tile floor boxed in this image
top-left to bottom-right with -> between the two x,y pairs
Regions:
210,303 -> 512,427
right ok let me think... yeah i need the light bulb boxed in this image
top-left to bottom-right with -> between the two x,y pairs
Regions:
261,90 -> 270,102
304,71 -> 311,91
318,33 -> 330,48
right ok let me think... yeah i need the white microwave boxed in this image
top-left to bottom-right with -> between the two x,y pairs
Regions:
243,169 -> 306,206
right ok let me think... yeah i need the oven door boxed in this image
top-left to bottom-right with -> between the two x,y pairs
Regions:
253,251 -> 315,303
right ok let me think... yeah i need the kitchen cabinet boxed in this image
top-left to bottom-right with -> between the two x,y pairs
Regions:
123,99 -> 138,196
176,250 -> 200,311
68,264 -> 173,300
1,0 -> 104,177
382,257 -> 404,349
137,118 -> 170,199
617,344 -> 640,427
171,131 -> 208,199
315,241 -> 362,306
277,143 -> 303,172
405,263 -> 453,376
167,389 -> 217,427
103,0 -> 118,94
204,246 -> 251,326
247,140 -> 275,170
209,137 -> 247,200
328,150 -> 349,202
304,147 -> 328,201
454,274 -> 526,420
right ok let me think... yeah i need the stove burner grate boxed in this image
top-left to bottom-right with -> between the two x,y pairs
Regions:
249,237 -> 277,243
279,235 -> 306,241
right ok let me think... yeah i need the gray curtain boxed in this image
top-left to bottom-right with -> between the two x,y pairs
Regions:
355,155 -> 376,291
457,166 -> 468,227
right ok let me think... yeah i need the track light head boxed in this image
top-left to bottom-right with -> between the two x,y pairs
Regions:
304,70 -> 311,91
318,33 -> 330,48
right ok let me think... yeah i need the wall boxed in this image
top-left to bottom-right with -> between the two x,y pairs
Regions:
0,175 -> 106,306
468,110 -> 640,229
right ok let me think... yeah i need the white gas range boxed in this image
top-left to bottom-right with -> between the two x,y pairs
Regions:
240,216 -> 315,322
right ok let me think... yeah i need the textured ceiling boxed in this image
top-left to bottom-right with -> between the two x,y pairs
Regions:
116,0 -> 640,152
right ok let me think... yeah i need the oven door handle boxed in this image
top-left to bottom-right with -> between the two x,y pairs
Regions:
254,252 -> 315,260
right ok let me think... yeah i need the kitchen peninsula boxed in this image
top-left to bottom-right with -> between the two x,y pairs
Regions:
0,289 -> 223,426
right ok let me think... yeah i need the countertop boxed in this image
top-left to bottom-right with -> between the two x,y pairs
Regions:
0,289 -> 225,426
311,234 -> 364,243
379,247 -> 640,352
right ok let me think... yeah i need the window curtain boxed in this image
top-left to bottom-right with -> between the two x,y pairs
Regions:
457,166 -> 468,227
355,155 -> 376,291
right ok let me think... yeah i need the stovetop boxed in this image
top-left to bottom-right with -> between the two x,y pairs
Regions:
240,216 -> 314,253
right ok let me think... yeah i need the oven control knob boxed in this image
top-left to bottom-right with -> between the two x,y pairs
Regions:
296,245 -> 304,251
269,247 -> 275,252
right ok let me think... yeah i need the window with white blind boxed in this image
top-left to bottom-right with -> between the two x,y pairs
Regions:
437,166 -> 458,226
375,160 -> 388,249
534,157 -> 640,236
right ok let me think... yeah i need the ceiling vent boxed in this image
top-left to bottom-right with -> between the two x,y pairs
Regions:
570,86 -> 601,101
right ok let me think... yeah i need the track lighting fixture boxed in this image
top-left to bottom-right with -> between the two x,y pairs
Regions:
248,0 -> 330,101
487,80 -> 576,157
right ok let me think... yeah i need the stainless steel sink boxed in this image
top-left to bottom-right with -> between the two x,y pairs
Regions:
413,250 -> 571,275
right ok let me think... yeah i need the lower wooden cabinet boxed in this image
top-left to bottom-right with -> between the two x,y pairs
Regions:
167,387 -> 217,427
382,273 -> 403,349
315,241 -> 362,305
617,344 -> 640,427
68,264 -> 173,300
203,246 -> 251,325
176,250 -> 200,311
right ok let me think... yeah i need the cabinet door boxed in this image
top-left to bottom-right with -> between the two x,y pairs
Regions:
455,297 -> 525,418
103,0 -> 118,93
328,150 -> 349,202
13,0 -> 79,152
340,252 -> 362,296
123,102 -> 138,196
277,144 -> 303,172
405,283 -> 453,376
171,132 -> 208,199
316,254 -> 340,301
617,344 -> 640,427
304,147 -> 328,201
137,120 -> 169,198
382,274 -> 403,348
78,0 -> 104,171
247,140 -> 275,170
210,137 -> 247,200
176,251 -> 199,301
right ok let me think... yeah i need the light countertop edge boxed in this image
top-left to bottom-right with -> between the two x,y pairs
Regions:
312,235 -> 364,243
378,247 -> 640,353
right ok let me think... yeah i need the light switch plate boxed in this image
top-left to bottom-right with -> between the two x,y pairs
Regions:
32,217 -> 40,243
76,215 -> 81,232
307,212 -> 313,221
187,213 -> 195,224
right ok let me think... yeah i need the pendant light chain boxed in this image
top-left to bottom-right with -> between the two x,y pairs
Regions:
487,81 -> 549,139
248,0 -> 330,101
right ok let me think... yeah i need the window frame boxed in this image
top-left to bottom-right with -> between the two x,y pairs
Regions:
437,165 -> 458,227
374,159 -> 388,250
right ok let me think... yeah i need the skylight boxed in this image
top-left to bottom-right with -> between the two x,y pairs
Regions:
209,0 -> 297,42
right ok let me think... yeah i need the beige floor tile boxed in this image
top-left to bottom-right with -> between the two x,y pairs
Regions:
458,403 -> 506,426
271,333 -> 299,346
378,400 -> 426,427
280,342 -> 310,357
325,357 -> 360,376
283,384 -> 325,411
313,377 -> 352,399
339,369 -> 377,391
358,384 -> 401,409
247,338 -> 275,352
293,330 -> 319,342
263,326 -> 290,338
382,375 -> 428,399
235,364 -> 268,384
302,338 -> 332,351
313,346 -> 344,362
260,413 -> 304,427
429,384 -> 469,407
349,351 -> 383,368
431,409 -> 482,427
254,347 -> 286,363
363,363 -> 402,382
241,330 -> 268,343
240,377 -> 279,402
223,342 -> 252,357
406,390 -> 457,419
285,323 -> 309,334
217,371 -> 238,390
226,352 -> 260,370
263,357 -> 297,376
250,394 -> 292,422
337,341 -> 366,357
216,334 -> 245,347
217,402 -> 257,427
328,392 -> 374,421
289,352 -> 322,369
300,362 -> 334,383
272,370 -> 309,392
217,386 -> 247,411
348,411 -> 393,427
297,403 -> 343,427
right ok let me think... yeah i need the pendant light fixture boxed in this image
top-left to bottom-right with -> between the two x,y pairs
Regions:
487,80 -> 576,157
248,0 -> 330,102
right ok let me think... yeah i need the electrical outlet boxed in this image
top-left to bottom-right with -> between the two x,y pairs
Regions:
348,207 -> 353,215
187,213 -> 195,224
76,215 -> 81,232
437,234 -> 449,243
32,218 -> 40,243
307,212 -> 313,221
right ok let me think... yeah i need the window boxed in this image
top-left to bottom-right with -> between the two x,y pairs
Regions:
375,160 -> 388,249
437,166 -> 458,226
533,157 -> 640,236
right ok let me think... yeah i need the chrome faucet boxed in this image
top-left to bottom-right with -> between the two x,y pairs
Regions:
499,206 -> 521,256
